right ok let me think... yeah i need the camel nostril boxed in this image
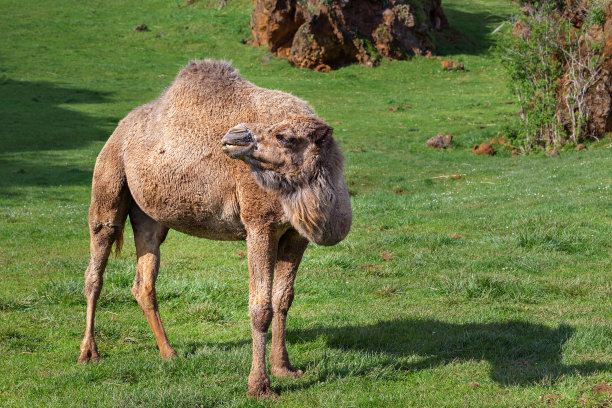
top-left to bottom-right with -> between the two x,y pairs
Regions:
222,124 -> 255,146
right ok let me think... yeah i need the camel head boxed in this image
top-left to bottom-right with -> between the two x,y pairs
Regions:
222,116 -> 338,192
221,115 -> 352,246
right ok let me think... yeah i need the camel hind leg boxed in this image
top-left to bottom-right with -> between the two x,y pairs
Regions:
79,147 -> 131,363
129,205 -> 176,359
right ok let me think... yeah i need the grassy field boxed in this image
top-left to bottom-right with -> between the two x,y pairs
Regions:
1,0 -> 611,406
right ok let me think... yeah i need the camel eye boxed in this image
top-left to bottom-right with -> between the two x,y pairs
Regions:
276,134 -> 293,146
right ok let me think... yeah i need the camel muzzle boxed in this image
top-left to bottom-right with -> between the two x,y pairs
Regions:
222,124 -> 256,159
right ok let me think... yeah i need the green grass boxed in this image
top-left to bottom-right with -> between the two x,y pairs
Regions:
1,0 -> 611,407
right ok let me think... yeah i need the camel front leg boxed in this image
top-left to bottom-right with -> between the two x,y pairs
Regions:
245,227 -> 278,398
270,230 -> 308,378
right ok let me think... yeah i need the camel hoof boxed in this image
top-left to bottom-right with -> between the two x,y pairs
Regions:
77,349 -> 100,364
161,348 -> 178,360
246,384 -> 278,399
247,373 -> 277,399
271,365 -> 304,379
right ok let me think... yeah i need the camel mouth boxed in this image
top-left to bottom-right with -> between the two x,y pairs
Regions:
222,143 -> 256,159
222,124 -> 256,159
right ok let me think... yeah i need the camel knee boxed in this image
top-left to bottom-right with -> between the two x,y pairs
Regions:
250,303 -> 273,333
89,223 -> 124,258
131,282 -> 156,310
272,290 -> 294,315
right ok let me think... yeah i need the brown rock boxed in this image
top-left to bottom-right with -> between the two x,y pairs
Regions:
441,59 -> 464,71
427,133 -> 452,148
472,143 -> 495,155
314,64 -> 331,72
250,0 -> 453,70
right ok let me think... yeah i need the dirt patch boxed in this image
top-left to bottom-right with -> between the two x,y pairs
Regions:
541,394 -> 564,406
381,253 -> 394,261
593,383 -> 612,395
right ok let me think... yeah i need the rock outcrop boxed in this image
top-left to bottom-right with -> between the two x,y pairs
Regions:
250,0 -> 451,71
554,3 -> 612,137
514,2 -> 612,138
582,15 -> 612,136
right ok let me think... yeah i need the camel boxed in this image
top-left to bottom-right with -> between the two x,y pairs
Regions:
77,60 -> 352,397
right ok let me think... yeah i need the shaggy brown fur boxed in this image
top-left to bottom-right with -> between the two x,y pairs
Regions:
77,60 -> 352,398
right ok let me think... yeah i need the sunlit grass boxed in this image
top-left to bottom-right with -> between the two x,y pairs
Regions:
1,0 -> 611,407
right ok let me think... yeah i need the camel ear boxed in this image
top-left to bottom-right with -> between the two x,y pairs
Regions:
310,124 -> 333,145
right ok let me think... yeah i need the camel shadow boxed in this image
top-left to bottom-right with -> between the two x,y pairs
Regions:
0,78 -> 114,188
282,318 -> 610,387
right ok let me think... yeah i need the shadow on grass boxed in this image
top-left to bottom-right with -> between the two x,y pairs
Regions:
282,318 -> 610,387
435,6 -> 512,56
197,317 -> 610,391
0,78 -> 115,187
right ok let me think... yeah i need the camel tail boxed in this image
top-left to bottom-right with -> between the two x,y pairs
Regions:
113,226 -> 124,258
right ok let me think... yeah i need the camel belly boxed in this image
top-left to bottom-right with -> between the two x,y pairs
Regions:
130,182 -> 247,240
164,217 -> 247,241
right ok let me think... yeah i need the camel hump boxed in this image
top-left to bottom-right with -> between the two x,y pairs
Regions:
177,59 -> 243,84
